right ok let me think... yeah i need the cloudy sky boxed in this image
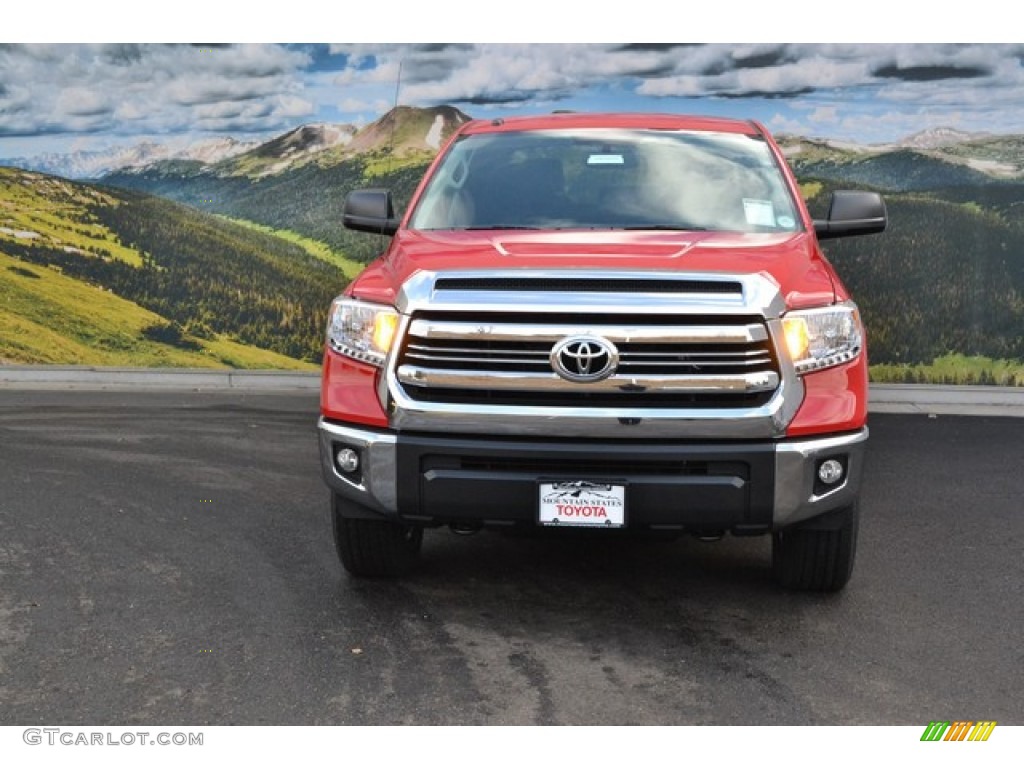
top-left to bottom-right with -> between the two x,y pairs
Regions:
1,42 -> 1022,157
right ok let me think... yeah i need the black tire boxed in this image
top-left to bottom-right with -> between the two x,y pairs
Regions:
772,502 -> 858,592
331,494 -> 423,577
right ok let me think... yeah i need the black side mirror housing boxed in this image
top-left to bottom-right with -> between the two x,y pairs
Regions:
813,190 -> 887,240
343,189 -> 400,236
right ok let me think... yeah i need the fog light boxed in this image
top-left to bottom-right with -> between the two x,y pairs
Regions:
335,448 -> 360,474
818,459 -> 844,485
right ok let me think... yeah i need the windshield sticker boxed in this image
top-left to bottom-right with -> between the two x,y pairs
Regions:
777,215 -> 795,228
587,154 -> 625,165
743,198 -> 776,226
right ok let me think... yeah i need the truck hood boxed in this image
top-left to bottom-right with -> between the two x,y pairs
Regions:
349,229 -> 838,310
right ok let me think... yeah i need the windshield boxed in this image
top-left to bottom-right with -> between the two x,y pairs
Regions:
408,127 -> 802,234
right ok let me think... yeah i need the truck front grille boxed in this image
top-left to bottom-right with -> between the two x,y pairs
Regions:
395,313 -> 780,409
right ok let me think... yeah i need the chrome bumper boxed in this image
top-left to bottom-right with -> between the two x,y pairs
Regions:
318,418 -> 867,530
772,428 -> 868,527
318,419 -> 399,515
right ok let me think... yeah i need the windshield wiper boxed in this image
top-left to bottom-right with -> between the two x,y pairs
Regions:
620,224 -> 709,231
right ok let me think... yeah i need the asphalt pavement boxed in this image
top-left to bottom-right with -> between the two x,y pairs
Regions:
0,390 -> 1021,725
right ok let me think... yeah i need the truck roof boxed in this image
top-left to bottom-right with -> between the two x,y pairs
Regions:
459,112 -> 764,136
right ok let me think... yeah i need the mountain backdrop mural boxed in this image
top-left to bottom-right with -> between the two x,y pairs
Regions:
1,44 -> 1022,384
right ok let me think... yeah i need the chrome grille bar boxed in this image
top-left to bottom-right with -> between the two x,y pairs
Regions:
408,319 -> 768,344
397,367 -> 780,393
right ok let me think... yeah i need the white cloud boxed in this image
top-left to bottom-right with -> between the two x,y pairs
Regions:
273,94 -> 315,118
55,87 -> 110,117
323,43 -> 1024,122
113,102 -> 145,121
0,44 -> 311,138
338,97 -> 391,113
2,42 -> 1023,153
808,106 -> 839,125
768,113 -> 811,136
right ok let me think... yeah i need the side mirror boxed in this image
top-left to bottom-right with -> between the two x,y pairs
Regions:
343,189 -> 399,236
813,190 -> 887,240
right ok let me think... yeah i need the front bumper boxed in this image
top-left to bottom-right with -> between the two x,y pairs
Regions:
318,418 -> 867,532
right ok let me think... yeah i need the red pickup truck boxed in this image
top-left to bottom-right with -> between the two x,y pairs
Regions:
318,112 -> 886,590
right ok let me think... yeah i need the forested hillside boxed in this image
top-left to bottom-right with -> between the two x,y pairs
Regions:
0,167 -> 348,366
794,150 -> 998,192
104,105 -> 467,263
814,189 -> 1024,364
107,156 -> 430,264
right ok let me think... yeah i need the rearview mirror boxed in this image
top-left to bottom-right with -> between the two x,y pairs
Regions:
813,191 -> 887,240
343,189 -> 399,236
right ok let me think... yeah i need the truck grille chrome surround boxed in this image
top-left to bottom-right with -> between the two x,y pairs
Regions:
381,270 -> 802,439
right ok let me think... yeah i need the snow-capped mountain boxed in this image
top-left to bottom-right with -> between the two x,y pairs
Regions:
252,123 -> 357,158
897,127 -> 990,150
219,123 -> 358,176
212,109 -> 467,178
1,136 -> 260,180
178,137 -> 262,165
343,105 -> 470,155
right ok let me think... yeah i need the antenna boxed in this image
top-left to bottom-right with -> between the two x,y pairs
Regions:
375,59 -> 403,248
392,59 -> 403,115
385,59 -> 403,175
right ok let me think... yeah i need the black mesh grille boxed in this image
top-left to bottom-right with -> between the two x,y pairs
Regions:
434,277 -> 743,294
450,456 -> 749,478
399,387 -> 774,409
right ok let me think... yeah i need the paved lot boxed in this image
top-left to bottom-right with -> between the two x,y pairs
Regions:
0,390 -> 1020,725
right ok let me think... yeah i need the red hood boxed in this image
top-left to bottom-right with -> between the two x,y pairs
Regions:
348,229 -> 839,310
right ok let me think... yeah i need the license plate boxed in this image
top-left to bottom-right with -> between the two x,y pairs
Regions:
538,481 -> 626,528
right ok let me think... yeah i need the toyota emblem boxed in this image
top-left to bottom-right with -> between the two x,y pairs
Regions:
550,335 -> 619,383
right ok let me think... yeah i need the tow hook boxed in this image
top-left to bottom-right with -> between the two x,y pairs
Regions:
693,531 -> 725,543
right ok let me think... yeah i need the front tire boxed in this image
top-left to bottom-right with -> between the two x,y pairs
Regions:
331,494 -> 423,577
772,502 -> 858,592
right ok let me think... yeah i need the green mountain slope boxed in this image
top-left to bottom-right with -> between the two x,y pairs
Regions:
807,185 -> 1024,365
0,167 -> 345,367
790,148 -> 999,192
104,106 -> 468,262
105,154 -> 431,264
0,251 -> 309,368
213,105 -> 466,178
931,135 -> 1024,178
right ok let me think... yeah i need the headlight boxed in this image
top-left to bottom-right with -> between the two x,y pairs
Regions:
326,297 -> 399,367
781,302 -> 863,374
